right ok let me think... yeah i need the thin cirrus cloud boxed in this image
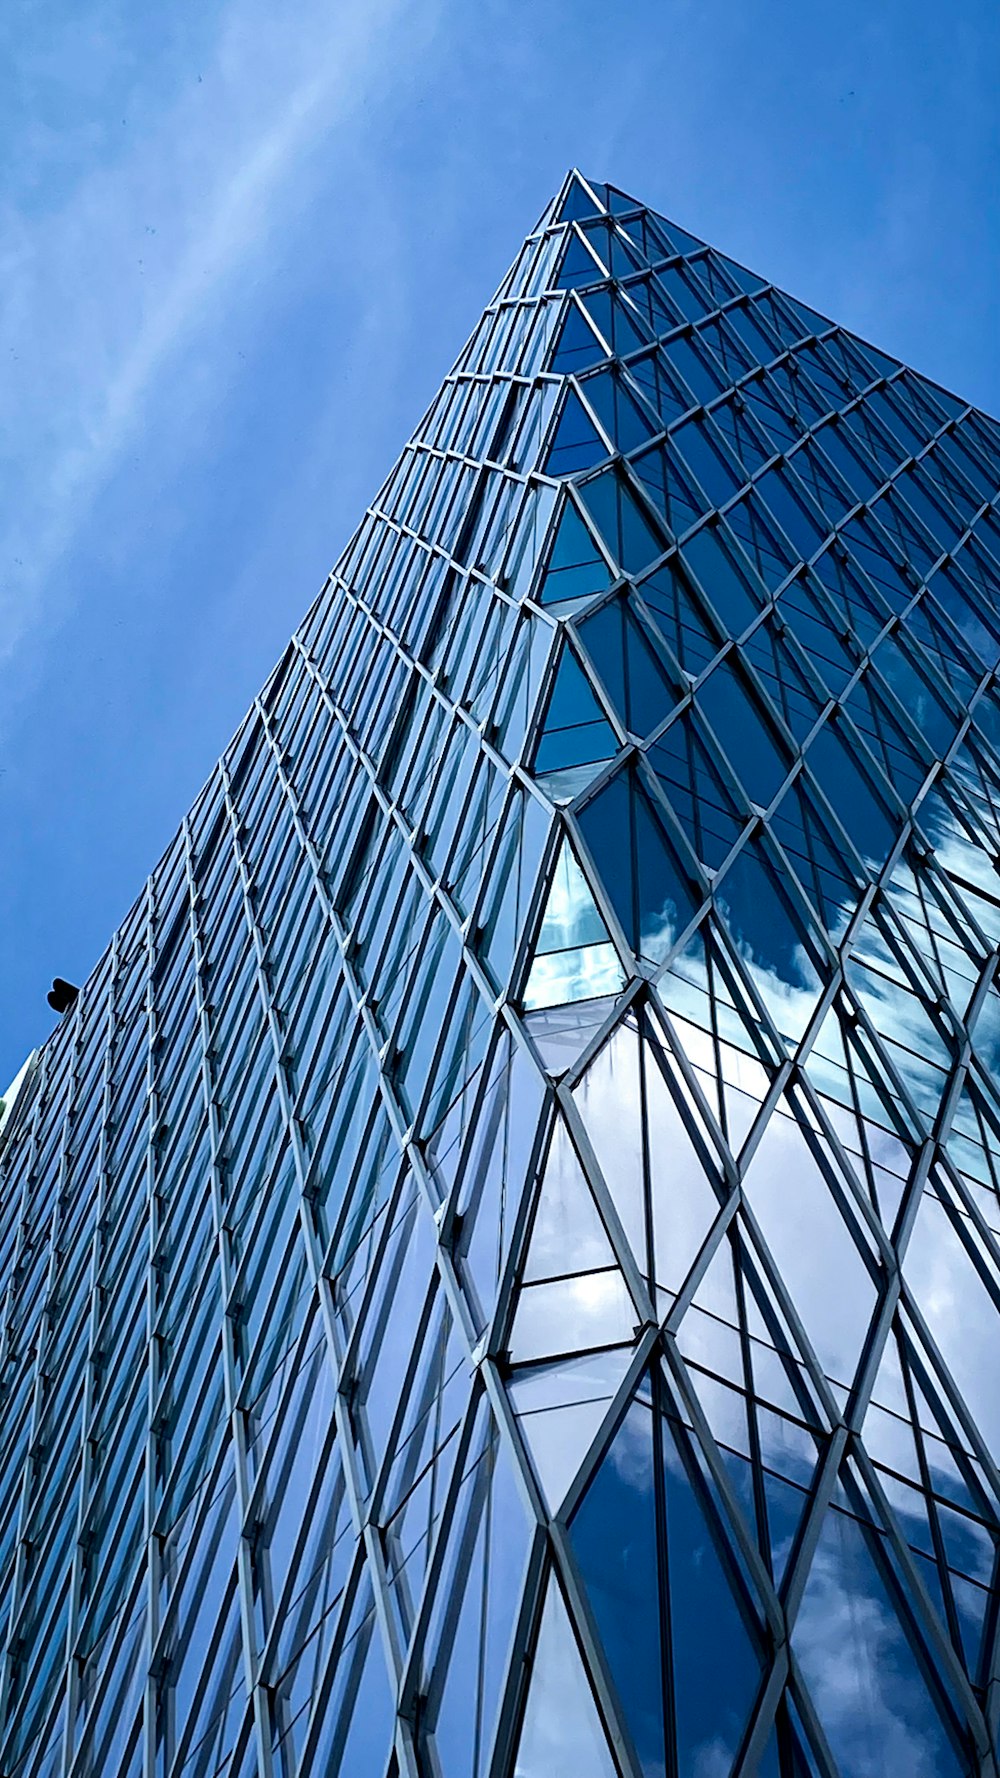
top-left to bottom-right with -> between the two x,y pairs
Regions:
0,0 -> 427,662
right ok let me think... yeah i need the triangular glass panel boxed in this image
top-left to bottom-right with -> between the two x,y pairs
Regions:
379,1283 -> 470,1532
522,837 -> 626,1012
538,497 -> 614,610
900,1173 -> 1000,1460
558,175 -> 606,223
684,523 -> 765,639
571,1005 -> 723,1299
579,367 -> 658,456
647,708 -> 746,873
572,1013 -> 647,1266
511,1572 -> 618,1777
581,287 -> 649,358
661,1411 -> 764,1778
455,1029 -> 547,1334
477,787 -> 550,995
739,1093 -> 879,1392
532,639 -> 618,777
509,1259 -> 637,1364
630,349 -> 691,426
578,766 -> 700,966
645,1034 -> 724,1296
508,1347 -> 633,1513
627,270 -> 684,335
770,775 -> 864,947
695,653 -> 791,810
792,1493 -> 971,1778
578,595 -> 678,740
581,466 -> 666,576
714,834 -> 827,1048
523,1117 -> 617,1283
550,299 -> 610,373
316,1586 -> 394,1778
632,440 -> 705,537
426,1428 -> 533,1778
544,389 -> 608,478
639,556 -> 720,679
571,1396 -> 667,1778
556,230 -> 606,289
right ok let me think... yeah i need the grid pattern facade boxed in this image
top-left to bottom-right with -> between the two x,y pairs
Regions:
3,168 -> 1000,1778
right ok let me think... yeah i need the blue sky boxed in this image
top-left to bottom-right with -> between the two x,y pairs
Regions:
2,0 -> 999,1087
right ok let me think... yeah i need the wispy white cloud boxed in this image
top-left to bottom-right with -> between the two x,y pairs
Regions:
0,0 -> 428,658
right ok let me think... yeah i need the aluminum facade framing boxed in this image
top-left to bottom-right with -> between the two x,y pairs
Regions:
3,167 -> 1000,1777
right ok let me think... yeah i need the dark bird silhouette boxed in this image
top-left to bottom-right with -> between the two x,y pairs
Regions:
47,978 -> 79,1014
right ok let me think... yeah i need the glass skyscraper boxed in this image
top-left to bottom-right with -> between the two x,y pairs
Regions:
3,167 -> 1000,1778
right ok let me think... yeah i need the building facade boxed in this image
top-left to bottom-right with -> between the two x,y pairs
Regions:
2,169 -> 1000,1778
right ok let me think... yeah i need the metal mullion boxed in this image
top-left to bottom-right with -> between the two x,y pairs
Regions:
149,1438 -> 240,1658
335,1169 -> 427,1470
222,1174 -> 304,1353
71,1464 -> 145,1662
643,987 -> 743,1190
147,1140 -> 217,1285
660,886 -> 819,1085
650,1359 -> 681,1778
862,657 -> 941,801
911,1146 -> 1000,1318
898,1340 -> 971,1663
901,1304 -> 1000,1530
731,1651 -> 792,1778
0,996 -> 86,1754
779,1423 -> 850,1628
76,1386 -> 147,1557
552,1329 -> 660,1532
395,1384 -> 489,1727
2,1578 -> 79,1763
472,1082 -> 558,1368
276,1540 -> 378,1778
415,1418 -> 498,1739
241,1308 -> 338,1543
528,974 -> 644,1091
146,1265 -> 225,1493
432,1007 -> 530,1266
255,701 -> 560,1778
479,1521 -> 548,1778
555,1082 -> 655,1323
7,1409 -> 89,1603
732,1190 -> 851,1430
128,873 -> 169,1778
850,1444 -> 993,1766
296,1012 -> 374,1207
732,1244 -> 778,1596
778,1061 -> 897,1275
913,433 -> 990,527
659,1332 -> 786,1645
367,1275 -> 453,1544
839,965 -> 950,1156
782,1646 -> 851,1778
64,1575 -> 147,1778
181,816 -> 274,1778
0,1049 -> 52,1374
891,452 -> 981,552
914,860 -> 997,1009
258,690 -> 522,1109
547,1516 -> 645,1778
263,1444 -> 357,1694
294,613 -> 520,798
217,763 -> 416,1769
946,410 -> 1000,491
390,941 -> 487,1147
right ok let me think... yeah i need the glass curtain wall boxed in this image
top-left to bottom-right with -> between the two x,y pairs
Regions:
3,169 -> 1000,1778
